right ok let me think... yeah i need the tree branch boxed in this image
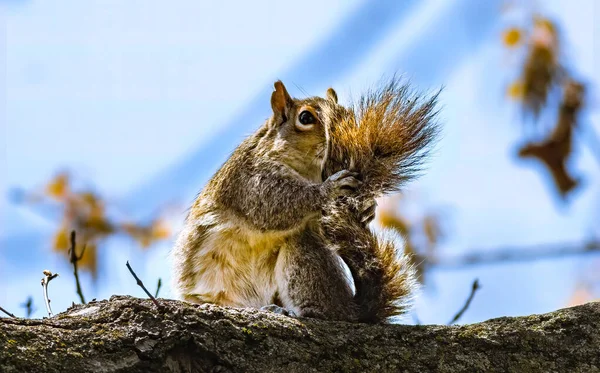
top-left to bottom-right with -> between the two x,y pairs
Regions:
448,279 -> 480,325
427,240 -> 600,269
0,296 -> 598,372
126,261 -> 160,308
0,306 -> 16,318
155,278 -> 162,298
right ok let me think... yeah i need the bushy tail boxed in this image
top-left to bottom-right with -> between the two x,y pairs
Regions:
322,204 -> 418,323
323,76 -> 440,195
321,77 -> 438,323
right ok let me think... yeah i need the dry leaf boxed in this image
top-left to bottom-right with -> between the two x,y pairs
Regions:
507,81 -> 524,100
45,173 -> 69,200
52,227 -> 69,250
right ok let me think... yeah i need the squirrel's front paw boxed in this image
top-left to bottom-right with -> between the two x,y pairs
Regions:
323,169 -> 361,198
359,198 -> 377,226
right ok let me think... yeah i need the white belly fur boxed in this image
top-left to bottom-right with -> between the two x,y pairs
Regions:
188,217 -> 290,308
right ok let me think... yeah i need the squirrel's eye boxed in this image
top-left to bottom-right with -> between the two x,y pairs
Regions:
299,110 -> 316,125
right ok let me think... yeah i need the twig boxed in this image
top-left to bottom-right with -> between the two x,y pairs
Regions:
68,231 -> 86,304
155,278 -> 162,298
428,240 -> 600,269
448,279 -> 480,325
0,305 -> 16,318
41,270 -> 59,317
126,261 -> 160,308
20,296 -> 35,318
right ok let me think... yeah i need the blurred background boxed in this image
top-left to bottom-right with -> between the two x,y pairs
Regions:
1,0 -> 599,324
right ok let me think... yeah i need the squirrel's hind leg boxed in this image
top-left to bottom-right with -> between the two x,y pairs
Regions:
274,228 -> 356,322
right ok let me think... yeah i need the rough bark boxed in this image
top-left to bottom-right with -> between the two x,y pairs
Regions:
0,296 -> 598,373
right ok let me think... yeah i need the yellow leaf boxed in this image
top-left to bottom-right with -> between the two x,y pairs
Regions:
121,223 -> 152,248
53,228 -> 69,250
534,17 -> 556,35
79,192 -> 100,209
121,222 -> 139,236
378,210 -> 410,235
502,27 -> 522,47
46,173 -> 69,199
84,214 -> 114,235
89,204 -> 105,220
139,237 -> 152,248
121,219 -> 171,249
151,220 -> 171,240
532,17 -> 557,49
77,242 -> 98,278
423,215 -> 441,246
507,81 -> 524,100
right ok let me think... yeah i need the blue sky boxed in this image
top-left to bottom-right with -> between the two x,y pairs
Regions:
1,0 -> 599,323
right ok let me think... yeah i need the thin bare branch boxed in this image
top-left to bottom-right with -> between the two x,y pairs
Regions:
0,305 -> 16,318
448,279 -> 481,325
126,261 -> 160,308
428,240 -> 600,269
68,231 -> 86,304
41,270 -> 59,317
20,297 -> 35,318
155,278 -> 162,298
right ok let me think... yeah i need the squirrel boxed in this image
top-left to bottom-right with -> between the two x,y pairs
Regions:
171,78 -> 439,323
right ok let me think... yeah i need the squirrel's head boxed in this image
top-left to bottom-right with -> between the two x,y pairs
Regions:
265,80 -> 345,183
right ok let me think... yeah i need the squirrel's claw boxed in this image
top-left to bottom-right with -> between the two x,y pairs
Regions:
324,169 -> 362,198
260,304 -> 298,317
360,199 -> 377,226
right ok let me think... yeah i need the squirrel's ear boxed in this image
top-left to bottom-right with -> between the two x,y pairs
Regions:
326,88 -> 338,104
271,81 -> 292,119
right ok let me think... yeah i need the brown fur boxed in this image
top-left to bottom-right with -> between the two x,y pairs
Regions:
171,78 -> 439,323
322,77 -> 440,195
321,77 -> 439,321
321,205 -> 417,322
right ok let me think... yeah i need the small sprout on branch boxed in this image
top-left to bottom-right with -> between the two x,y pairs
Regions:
41,270 -> 59,317
0,305 -> 16,318
20,296 -> 35,318
448,279 -> 481,325
126,261 -> 161,308
155,278 -> 162,298
68,230 -> 87,304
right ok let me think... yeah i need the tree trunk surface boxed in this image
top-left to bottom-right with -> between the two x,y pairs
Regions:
0,296 -> 598,373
